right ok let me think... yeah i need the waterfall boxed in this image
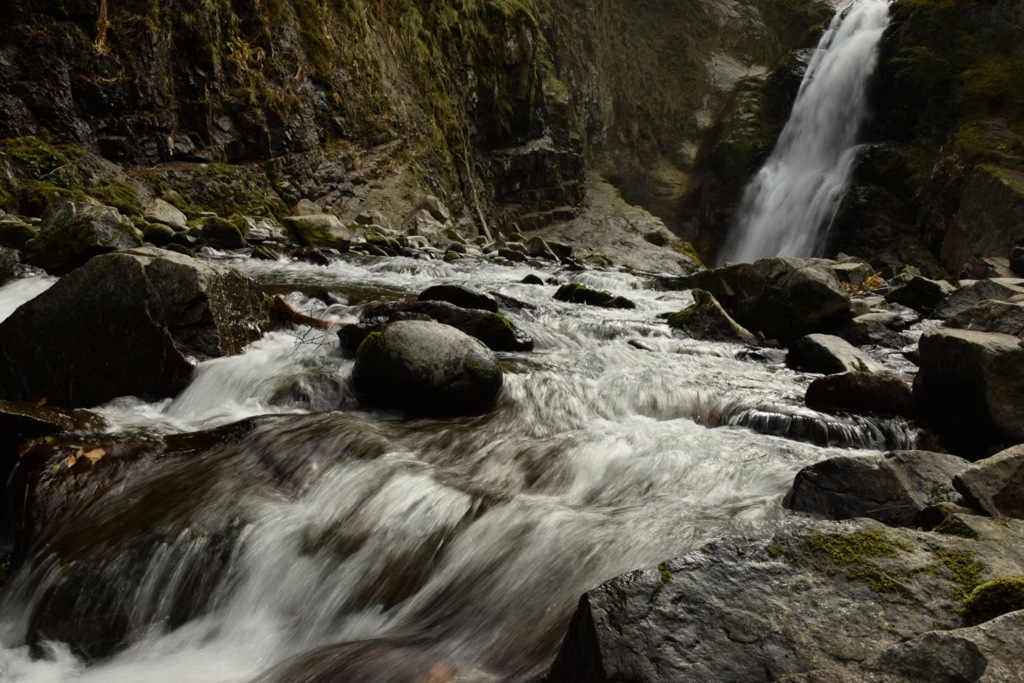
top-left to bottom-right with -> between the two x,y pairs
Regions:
718,0 -> 891,264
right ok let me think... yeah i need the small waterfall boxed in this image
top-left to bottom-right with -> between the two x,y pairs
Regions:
718,0 -> 891,264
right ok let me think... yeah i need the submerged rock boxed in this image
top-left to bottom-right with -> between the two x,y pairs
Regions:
681,257 -> 852,344
554,283 -> 636,309
417,284 -> 498,312
783,450 -> 969,527
0,247 -> 274,409
351,321 -> 503,416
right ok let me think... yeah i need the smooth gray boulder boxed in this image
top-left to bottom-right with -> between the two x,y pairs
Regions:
351,320 -> 503,416
547,517 -> 1024,683
667,288 -> 758,345
954,444 -> 1024,519
787,334 -> 885,374
282,214 -> 352,250
0,247 -> 273,408
783,451 -> 969,527
143,198 -> 188,230
913,328 -> 1024,459
805,371 -> 914,417
682,257 -> 853,343
24,199 -> 143,274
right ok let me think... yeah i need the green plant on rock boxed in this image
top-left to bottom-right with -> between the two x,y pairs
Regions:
962,576 -> 1024,626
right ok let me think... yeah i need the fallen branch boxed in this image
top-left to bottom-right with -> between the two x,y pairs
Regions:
274,295 -> 342,331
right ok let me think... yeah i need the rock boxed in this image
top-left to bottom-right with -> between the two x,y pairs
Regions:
1010,246 -> 1024,276
885,276 -> 957,315
783,450 -> 969,527
283,214 -> 352,251
200,216 -> 247,249
667,289 -> 757,344
548,518 -> 1024,683
953,444 -> 1024,519
351,321 -> 503,416
143,198 -> 188,230
681,257 -> 853,344
962,579 -> 1024,627
349,300 -> 533,352
522,274 -> 545,285
0,247 -> 273,409
414,194 -> 451,223
142,222 -> 176,246
292,198 -> 323,215
0,218 -> 38,250
787,334 -> 885,374
833,312 -> 907,349
242,218 -> 287,244
554,283 -> 636,309
934,278 -> 1024,320
0,245 -> 20,285
498,247 -> 529,263
959,255 -> 1016,280
293,246 -> 332,266
915,502 -> 982,532
946,299 -> 1024,337
252,244 -> 284,261
805,371 -> 914,417
914,328 -> 1024,458
24,199 -> 143,275
526,236 -> 558,260
353,210 -> 390,229
402,209 -> 449,246
417,284 -> 498,312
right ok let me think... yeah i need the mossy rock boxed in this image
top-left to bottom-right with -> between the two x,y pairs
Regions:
0,220 -> 38,250
554,282 -> 636,309
963,576 -> 1024,626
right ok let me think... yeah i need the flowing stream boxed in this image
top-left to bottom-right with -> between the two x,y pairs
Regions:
0,253 -> 916,682
718,0 -> 891,264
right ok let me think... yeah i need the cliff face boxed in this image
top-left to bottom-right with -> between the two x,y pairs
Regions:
829,0 -> 1024,277
0,0 -> 830,245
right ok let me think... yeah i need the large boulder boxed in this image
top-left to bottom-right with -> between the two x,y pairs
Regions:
417,284 -> 498,312
933,278 -> 1024,320
547,517 -> 1024,682
351,321 -> 503,416
884,276 -> 957,315
24,199 -> 143,274
787,334 -> 885,374
0,247 -> 274,409
954,444 -> 1024,519
282,213 -> 352,251
783,451 -> 969,527
913,328 -> 1024,459
805,371 -> 914,418
667,288 -> 758,345
681,257 -> 853,343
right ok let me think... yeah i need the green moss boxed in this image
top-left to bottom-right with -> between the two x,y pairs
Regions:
554,282 -> 636,309
666,307 -> 696,329
465,362 -> 496,385
800,530 -> 913,594
90,179 -> 144,216
963,576 -> 1024,626
939,550 -> 985,602
934,516 -> 981,539
356,331 -> 387,361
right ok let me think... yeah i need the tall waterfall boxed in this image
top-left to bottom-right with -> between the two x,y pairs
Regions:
718,0 -> 891,264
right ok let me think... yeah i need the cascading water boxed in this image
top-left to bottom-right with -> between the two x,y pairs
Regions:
718,0 -> 891,264
0,253 -> 918,683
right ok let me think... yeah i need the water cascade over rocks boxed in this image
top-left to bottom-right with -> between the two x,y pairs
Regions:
0,252 -> 918,682
718,0 -> 891,264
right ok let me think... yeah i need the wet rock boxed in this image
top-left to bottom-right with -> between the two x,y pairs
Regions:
834,312 -> 907,349
913,328 -> 1024,459
417,284 -> 498,312
252,244 -> 284,261
24,199 -> 143,275
351,321 -> 503,416
953,444 -> 1024,519
143,198 -> 188,230
681,257 -> 853,344
554,283 -> 636,309
787,334 -> 885,374
522,273 -> 545,285
526,236 -> 558,260
805,371 -> 914,418
258,641 -> 457,683
0,245 -> 20,285
548,518 -> 1024,683
348,300 -> 532,353
783,450 -> 969,527
933,278 -> 1024,320
283,214 -> 352,251
142,222 -> 176,246
0,247 -> 274,409
667,288 -> 757,345
8,413 -> 389,659
884,276 -> 957,315
0,218 -> 37,250
293,246 -> 332,266
945,299 -> 1024,337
